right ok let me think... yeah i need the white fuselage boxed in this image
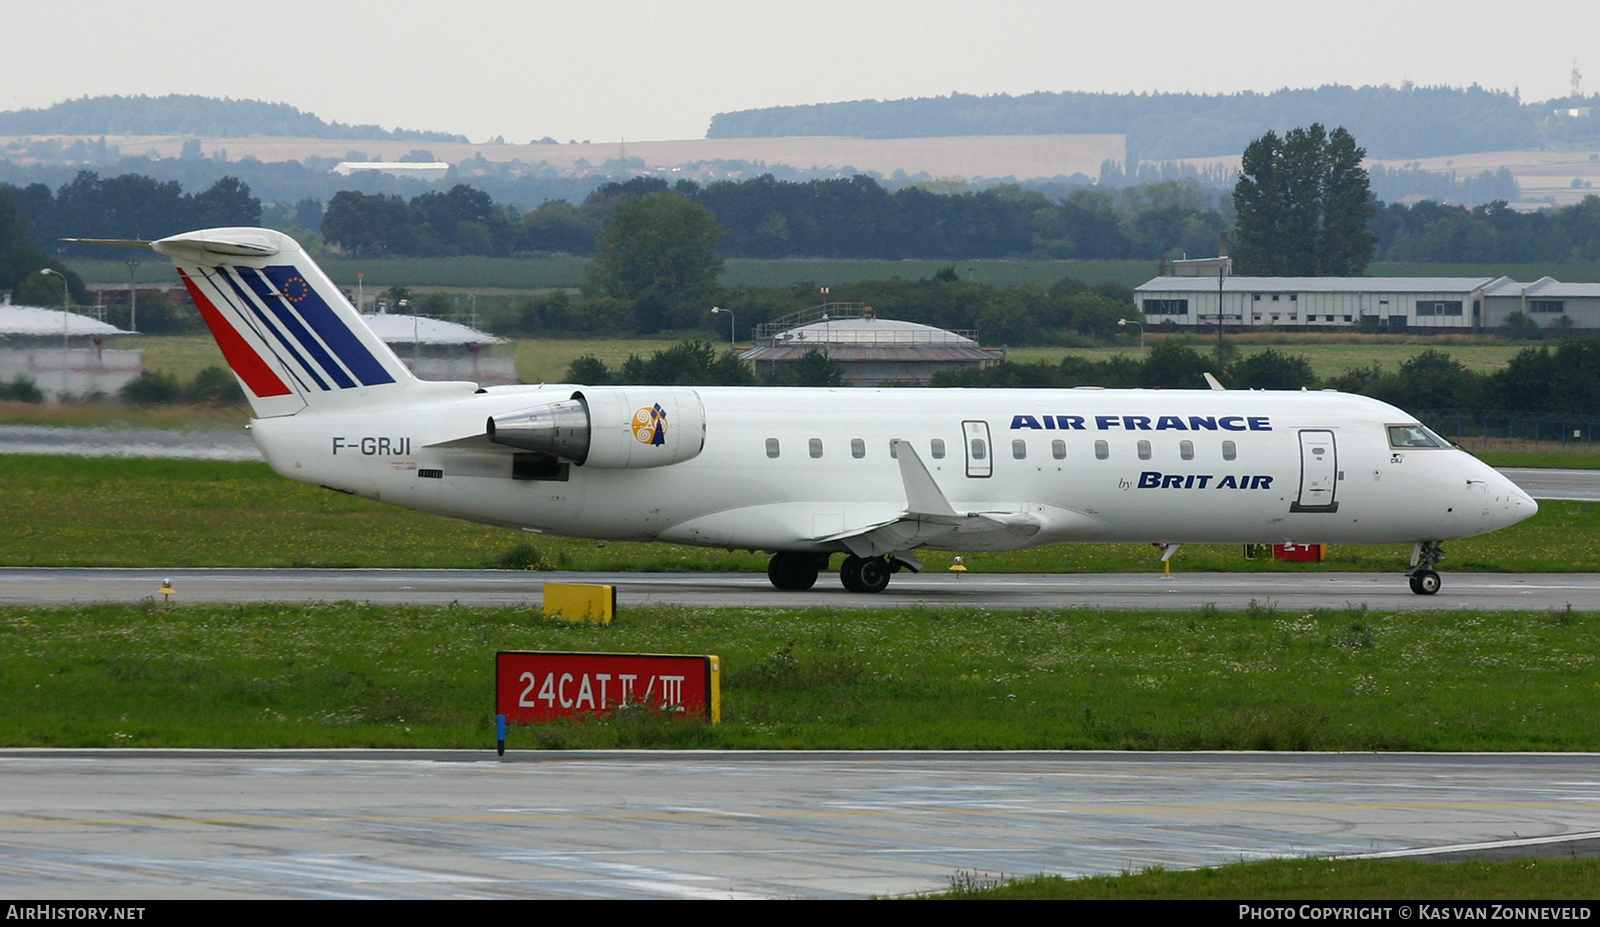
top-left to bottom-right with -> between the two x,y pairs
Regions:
250,385 -> 1536,553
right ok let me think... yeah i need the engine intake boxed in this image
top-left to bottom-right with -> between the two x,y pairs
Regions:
487,388 -> 706,469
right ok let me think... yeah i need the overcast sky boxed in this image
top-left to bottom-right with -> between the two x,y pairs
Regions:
6,0 -> 1597,144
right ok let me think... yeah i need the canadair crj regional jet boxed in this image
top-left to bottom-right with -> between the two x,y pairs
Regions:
83,228 -> 1536,595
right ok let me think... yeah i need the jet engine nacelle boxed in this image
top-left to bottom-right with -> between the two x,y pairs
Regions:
487,387 -> 706,469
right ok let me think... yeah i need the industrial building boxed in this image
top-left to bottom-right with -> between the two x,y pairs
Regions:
1481,277 -> 1600,328
0,304 -> 142,401
740,303 -> 996,386
1135,274 -> 1600,331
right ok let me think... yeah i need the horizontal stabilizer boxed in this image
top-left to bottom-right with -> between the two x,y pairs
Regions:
61,238 -> 152,249
425,434 -> 501,450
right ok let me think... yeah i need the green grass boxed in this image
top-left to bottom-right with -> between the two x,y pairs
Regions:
1006,338 -> 1530,380
115,333 -> 1547,390
1477,449 -> 1600,468
928,857 -> 1600,899
3,600 -> 1598,750
717,258 -> 1153,290
0,454 -> 1595,572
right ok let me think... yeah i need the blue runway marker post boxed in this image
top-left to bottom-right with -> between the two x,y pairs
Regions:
496,714 -> 506,756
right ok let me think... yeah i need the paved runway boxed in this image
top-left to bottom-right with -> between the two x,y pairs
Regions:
2,750 -> 1597,899
3,566 -> 1597,611
1499,467 -> 1600,502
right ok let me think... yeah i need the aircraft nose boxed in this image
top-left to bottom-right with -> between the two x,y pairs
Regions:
1489,472 -> 1539,528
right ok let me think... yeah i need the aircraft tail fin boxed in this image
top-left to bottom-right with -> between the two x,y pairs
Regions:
144,228 -> 471,417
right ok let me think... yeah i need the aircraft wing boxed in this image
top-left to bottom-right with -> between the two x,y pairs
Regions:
819,440 -> 1106,559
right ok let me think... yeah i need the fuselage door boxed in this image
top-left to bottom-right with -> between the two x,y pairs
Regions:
1293,429 -> 1338,512
963,420 -> 992,479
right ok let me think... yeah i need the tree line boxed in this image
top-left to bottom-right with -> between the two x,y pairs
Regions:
1372,197 -> 1600,263
708,84 -> 1597,161
501,254 -> 1138,341
318,174 -> 1230,261
0,94 -> 465,142
7,172 -> 261,255
934,338 -> 1600,418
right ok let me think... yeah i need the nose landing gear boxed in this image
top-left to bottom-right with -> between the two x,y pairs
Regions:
1408,541 -> 1444,595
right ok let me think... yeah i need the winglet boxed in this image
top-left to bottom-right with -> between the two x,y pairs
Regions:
891,439 -> 958,517
1203,372 -> 1226,391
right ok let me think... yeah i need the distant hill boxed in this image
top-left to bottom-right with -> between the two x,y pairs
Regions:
708,85 -> 1600,161
0,94 -> 467,143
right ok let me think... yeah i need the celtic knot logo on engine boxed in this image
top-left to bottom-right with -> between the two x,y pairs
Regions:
633,404 -> 667,446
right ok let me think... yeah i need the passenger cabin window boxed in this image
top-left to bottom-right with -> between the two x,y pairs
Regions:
1222,440 -> 1237,461
809,438 -> 823,458
1094,440 -> 1109,460
1388,424 -> 1444,448
1013,439 -> 1027,459
851,438 -> 866,459
1051,439 -> 1066,459
765,438 -> 780,458
889,441 -> 900,459
931,439 -> 946,459
1137,440 -> 1152,460
1180,440 -> 1194,460
970,439 -> 987,460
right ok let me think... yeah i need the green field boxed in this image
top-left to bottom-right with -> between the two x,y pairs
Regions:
0,454 -> 1594,573
4,600 -> 1597,751
929,858 -> 1600,900
116,332 -> 1543,389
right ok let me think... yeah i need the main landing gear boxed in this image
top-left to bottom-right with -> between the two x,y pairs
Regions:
1408,541 -> 1444,596
839,554 -> 893,594
767,551 -> 828,591
765,552 -> 902,593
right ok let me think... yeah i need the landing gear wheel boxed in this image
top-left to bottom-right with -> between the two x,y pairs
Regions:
767,551 -> 821,591
839,555 -> 892,593
1408,541 -> 1445,596
1409,570 -> 1441,596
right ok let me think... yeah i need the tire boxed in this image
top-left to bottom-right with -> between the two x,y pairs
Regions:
767,552 -> 819,591
855,557 -> 891,593
839,555 -> 865,593
1409,570 -> 1441,596
839,555 -> 890,593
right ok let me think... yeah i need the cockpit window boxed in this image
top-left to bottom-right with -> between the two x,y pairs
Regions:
1388,424 -> 1445,448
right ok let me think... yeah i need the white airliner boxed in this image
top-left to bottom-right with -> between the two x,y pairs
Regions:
86,228 -> 1536,595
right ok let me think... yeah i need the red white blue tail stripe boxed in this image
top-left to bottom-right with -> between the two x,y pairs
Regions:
153,227 -> 418,418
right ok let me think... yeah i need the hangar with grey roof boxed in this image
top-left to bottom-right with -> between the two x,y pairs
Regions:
1136,274 -> 1600,331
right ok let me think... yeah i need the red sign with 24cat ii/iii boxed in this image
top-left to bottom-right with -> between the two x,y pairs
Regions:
495,651 -> 721,723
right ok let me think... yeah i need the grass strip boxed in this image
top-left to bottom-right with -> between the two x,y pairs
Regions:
924,857 -> 1600,899
2,601 -> 1596,750
0,454 -> 1596,572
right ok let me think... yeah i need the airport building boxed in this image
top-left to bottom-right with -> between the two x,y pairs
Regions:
358,312 -> 518,385
1135,274 -> 1600,331
740,303 -> 997,386
1481,277 -> 1600,328
0,304 -> 142,401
